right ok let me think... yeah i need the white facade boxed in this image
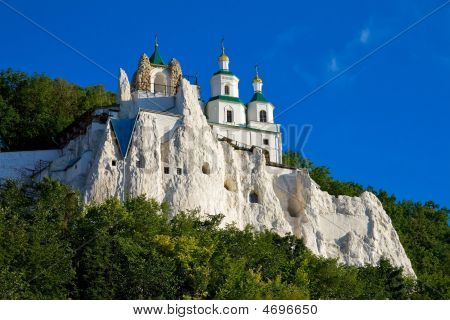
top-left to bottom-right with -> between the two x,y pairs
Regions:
247,101 -> 274,123
205,45 -> 282,163
206,99 -> 247,126
210,73 -> 240,97
0,149 -> 61,180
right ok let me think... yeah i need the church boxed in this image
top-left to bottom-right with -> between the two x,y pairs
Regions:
0,39 -> 415,276
119,38 -> 282,164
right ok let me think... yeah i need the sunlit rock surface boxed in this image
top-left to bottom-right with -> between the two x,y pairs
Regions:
6,79 -> 415,276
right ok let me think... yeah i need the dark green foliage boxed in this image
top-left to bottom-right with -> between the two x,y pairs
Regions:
0,69 -> 115,150
0,179 -> 80,299
283,150 -> 450,299
0,179 -> 422,299
375,192 -> 450,299
283,151 -> 365,197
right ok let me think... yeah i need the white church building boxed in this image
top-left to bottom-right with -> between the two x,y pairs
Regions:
205,43 -> 282,163
121,39 -> 283,164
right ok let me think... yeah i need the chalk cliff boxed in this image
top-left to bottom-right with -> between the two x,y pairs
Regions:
48,79 -> 415,277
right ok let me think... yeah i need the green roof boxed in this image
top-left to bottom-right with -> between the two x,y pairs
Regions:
213,70 -> 235,76
207,95 -> 245,105
249,92 -> 270,103
149,46 -> 166,65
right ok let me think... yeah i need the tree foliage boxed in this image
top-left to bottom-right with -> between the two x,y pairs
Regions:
0,179 -> 420,299
0,69 -> 115,150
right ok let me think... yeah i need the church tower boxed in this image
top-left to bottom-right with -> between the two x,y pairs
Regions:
206,40 -> 246,126
247,66 -> 274,124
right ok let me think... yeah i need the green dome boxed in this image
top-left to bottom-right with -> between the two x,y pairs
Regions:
149,43 -> 165,66
249,92 -> 269,103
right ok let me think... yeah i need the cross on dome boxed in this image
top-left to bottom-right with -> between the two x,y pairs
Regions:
150,33 -> 165,65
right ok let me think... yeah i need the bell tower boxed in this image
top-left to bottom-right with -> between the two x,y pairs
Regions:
247,65 -> 274,124
206,39 -> 246,126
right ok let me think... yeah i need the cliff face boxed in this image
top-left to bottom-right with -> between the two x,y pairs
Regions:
53,80 -> 415,277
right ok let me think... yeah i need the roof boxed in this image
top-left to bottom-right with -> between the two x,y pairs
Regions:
249,92 -> 270,103
110,117 -> 137,157
213,70 -> 235,76
149,45 -> 166,66
218,52 -> 229,62
207,95 -> 245,105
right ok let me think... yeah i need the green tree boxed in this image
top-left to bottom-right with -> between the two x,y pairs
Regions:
0,179 -> 80,299
0,178 -> 447,300
0,69 -> 115,150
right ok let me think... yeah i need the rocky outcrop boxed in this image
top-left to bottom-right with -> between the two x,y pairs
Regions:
169,58 -> 182,96
50,79 -> 415,277
118,68 -> 131,102
132,54 -> 152,91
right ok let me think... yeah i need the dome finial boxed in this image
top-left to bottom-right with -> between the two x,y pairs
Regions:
149,33 -> 165,65
221,36 -> 225,55
252,64 -> 263,93
218,36 -> 229,63
253,64 -> 262,84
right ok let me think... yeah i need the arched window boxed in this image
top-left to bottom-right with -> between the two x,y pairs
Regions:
259,110 -> 267,122
224,85 -> 230,95
154,72 -> 166,95
226,109 -> 233,123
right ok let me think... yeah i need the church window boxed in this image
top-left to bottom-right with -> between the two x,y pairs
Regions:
263,138 -> 269,145
249,191 -> 259,204
112,160 -> 117,166
154,72 -> 166,95
226,110 -> 233,123
164,167 -> 170,174
224,85 -> 230,95
259,110 -> 267,122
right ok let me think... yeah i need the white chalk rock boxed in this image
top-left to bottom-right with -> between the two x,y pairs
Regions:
50,79 -> 415,277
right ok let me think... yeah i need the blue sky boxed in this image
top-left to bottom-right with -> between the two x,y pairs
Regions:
1,0 -> 449,207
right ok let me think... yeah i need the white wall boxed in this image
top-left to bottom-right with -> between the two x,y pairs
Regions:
207,100 -> 246,126
247,101 -> 274,123
211,124 -> 282,163
210,74 -> 240,97
0,149 -> 61,180
131,95 -> 176,115
206,100 -> 221,123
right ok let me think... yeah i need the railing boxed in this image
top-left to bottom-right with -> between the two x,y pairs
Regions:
30,160 -> 52,178
133,74 -> 199,97
152,83 -> 176,96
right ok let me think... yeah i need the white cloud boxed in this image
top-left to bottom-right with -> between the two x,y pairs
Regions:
359,28 -> 370,44
328,57 -> 339,72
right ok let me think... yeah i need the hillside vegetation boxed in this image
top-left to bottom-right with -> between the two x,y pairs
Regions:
0,179 -> 417,299
283,151 -> 450,299
0,69 -> 115,151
